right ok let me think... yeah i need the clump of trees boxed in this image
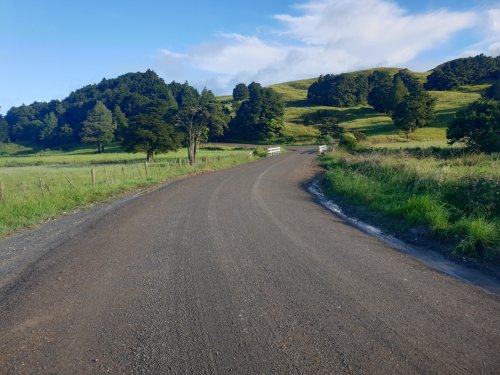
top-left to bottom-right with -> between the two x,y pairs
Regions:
307,73 -> 369,107
228,82 -> 285,141
307,69 -> 435,134
447,99 -> 500,153
425,54 -> 500,91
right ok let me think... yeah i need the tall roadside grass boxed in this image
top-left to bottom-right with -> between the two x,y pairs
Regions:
320,149 -> 500,261
0,148 -> 257,237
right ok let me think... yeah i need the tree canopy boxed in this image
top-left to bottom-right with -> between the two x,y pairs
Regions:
4,70 -> 178,148
390,70 -> 436,133
229,82 -> 285,141
174,88 -> 228,165
80,101 -> 116,152
447,99 -> 500,152
232,83 -> 249,101
121,101 -> 182,161
367,70 -> 393,113
307,73 -> 369,107
425,54 -> 500,91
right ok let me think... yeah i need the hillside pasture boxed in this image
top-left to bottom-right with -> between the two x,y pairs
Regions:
271,72 -> 483,148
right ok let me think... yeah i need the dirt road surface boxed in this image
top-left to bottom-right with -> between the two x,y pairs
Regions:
0,148 -> 499,374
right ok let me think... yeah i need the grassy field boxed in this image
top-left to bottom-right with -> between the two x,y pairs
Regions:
0,144 -> 258,236
320,149 -> 500,261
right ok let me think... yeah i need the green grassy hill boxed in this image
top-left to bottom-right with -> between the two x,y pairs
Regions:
269,68 -> 486,148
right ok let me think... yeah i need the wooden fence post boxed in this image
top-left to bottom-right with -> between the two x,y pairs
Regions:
91,169 -> 96,186
144,162 -> 149,179
39,178 -> 44,197
122,166 -> 125,183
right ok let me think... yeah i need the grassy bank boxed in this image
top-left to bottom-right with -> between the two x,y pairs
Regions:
320,149 -> 500,261
0,145 -> 258,237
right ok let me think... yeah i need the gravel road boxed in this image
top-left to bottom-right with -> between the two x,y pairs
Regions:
0,147 -> 499,374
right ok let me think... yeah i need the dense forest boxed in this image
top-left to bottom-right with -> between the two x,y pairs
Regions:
2,71 -> 285,157
425,54 -> 500,90
4,70 -> 180,148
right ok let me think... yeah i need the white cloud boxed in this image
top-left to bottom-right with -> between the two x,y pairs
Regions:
461,8 -> 500,57
155,0 -> 480,94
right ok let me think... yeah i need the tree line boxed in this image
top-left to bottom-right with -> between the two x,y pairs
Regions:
308,69 -> 436,134
1,71 -> 285,162
425,54 -> 500,91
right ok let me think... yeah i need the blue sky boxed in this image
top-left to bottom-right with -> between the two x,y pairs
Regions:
1,0 -> 499,113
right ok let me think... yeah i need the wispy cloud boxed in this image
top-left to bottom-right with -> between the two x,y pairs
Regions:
155,0 -> 489,93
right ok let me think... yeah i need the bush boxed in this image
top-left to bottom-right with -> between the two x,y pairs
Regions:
253,147 -> 268,157
340,132 -> 358,150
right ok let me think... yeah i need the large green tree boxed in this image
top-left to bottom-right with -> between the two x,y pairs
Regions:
392,89 -> 436,134
388,77 -> 409,113
232,83 -> 249,101
387,69 -> 436,134
80,101 -> 116,153
122,101 -> 182,161
447,99 -> 500,152
175,87 -> 228,165
368,70 -> 393,113
230,82 -> 284,141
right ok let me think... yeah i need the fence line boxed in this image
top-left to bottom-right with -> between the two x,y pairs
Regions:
0,153 -> 252,204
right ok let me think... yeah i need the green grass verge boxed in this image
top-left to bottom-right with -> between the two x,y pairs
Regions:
320,149 -> 500,261
0,145 -> 258,237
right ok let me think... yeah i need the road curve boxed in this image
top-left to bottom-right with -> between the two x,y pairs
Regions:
0,148 -> 499,374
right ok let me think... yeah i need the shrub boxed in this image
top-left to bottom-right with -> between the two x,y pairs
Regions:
340,132 -> 358,150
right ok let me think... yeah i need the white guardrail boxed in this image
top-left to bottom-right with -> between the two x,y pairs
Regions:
318,145 -> 327,154
267,147 -> 281,156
